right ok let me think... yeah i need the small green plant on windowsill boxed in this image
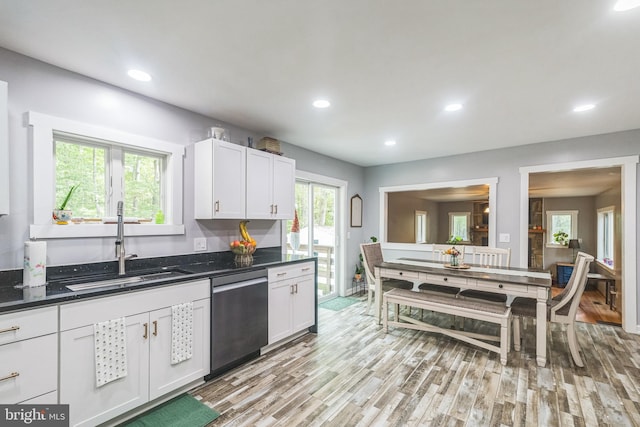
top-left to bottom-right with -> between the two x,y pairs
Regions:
53,184 -> 78,224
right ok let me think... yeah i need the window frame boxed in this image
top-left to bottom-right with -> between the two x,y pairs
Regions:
448,211 -> 471,243
415,210 -> 427,244
597,206 -> 615,270
545,210 -> 578,248
28,111 -> 185,239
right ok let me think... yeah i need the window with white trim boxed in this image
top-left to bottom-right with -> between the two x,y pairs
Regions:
54,134 -> 165,219
448,212 -> 470,242
546,210 -> 578,247
597,206 -> 615,269
415,210 -> 427,244
28,111 -> 185,239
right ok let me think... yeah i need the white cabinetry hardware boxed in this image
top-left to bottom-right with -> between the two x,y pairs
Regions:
194,138 -> 246,219
268,262 -> 315,344
59,280 -> 210,427
0,306 -> 58,403
246,149 -> 295,219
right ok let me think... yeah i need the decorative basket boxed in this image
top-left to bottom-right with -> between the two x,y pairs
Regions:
234,254 -> 253,267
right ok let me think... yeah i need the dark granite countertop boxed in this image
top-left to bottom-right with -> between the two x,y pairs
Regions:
0,247 -> 315,313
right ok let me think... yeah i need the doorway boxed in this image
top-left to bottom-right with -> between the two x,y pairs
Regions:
519,156 -> 638,332
285,173 -> 346,302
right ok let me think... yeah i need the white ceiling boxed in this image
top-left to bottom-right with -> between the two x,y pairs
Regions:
0,1 -> 639,167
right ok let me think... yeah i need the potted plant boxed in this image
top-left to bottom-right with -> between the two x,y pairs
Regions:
553,231 -> 569,246
53,184 -> 78,224
354,256 -> 365,281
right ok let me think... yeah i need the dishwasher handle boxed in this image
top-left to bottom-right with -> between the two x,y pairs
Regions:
213,277 -> 267,293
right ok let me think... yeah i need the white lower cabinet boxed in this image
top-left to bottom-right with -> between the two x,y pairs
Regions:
59,280 -> 210,427
0,306 -> 58,404
268,262 -> 315,344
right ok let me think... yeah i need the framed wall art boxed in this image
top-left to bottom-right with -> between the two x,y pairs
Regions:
350,194 -> 362,227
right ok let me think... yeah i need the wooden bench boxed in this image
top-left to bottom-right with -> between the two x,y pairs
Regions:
382,288 -> 512,365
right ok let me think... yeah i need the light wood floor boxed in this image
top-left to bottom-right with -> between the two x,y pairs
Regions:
191,298 -> 640,426
553,287 -> 622,326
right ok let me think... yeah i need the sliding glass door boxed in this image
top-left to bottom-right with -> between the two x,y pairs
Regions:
286,180 -> 338,302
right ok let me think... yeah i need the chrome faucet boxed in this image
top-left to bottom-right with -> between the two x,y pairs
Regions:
115,201 -> 137,275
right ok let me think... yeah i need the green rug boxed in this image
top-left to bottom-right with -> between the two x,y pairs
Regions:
319,297 -> 360,311
122,394 -> 219,427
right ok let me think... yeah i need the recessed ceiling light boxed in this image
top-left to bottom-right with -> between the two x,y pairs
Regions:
614,0 -> 640,11
573,104 -> 596,112
444,103 -> 463,112
385,140 -> 396,146
127,69 -> 152,82
313,99 -> 330,108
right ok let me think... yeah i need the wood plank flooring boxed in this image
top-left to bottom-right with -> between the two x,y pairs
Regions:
552,287 -> 622,326
191,298 -> 640,426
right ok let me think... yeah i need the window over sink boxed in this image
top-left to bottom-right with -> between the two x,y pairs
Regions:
27,111 -> 185,239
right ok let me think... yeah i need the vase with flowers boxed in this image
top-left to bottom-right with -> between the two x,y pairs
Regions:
443,246 -> 461,267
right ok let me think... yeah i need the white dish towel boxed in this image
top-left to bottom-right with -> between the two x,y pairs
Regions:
171,302 -> 193,365
94,317 -> 128,387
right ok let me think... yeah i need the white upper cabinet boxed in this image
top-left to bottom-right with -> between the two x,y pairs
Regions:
246,149 -> 295,220
195,139 -> 295,220
194,138 -> 246,219
0,81 -> 9,216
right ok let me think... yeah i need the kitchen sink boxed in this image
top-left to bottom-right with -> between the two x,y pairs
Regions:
62,268 -> 190,292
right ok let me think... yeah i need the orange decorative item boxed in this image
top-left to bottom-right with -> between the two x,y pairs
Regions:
291,210 -> 300,232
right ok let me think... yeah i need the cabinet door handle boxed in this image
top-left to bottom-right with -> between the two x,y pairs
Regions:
295,283 -> 298,293
270,204 -> 274,214
277,272 -> 287,277
0,325 -> 19,334
153,320 -> 158,336
215,200 -> 220,212
290,285 -> 295,294
143,323 -> 148,339
0,372 -> 19,382
301,267 -> 311,272
274,205 -> 278,214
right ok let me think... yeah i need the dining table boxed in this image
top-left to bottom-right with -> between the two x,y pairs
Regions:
374,258 -> 552,367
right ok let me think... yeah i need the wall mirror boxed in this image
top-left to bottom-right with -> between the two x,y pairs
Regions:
350,194 -> 362,227
379,178 -> 498,251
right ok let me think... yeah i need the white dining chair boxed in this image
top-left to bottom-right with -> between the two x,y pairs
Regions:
511,251 -> 594,367
458,247 -> 512,303
471,246 -> 511,267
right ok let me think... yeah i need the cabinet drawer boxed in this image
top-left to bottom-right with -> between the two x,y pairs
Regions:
425,273 -> 467,287
0,333 -> 57,404
381,268 -> 420,281
0,306 -> 57,345
269,262 -> 315,282
476,279 -> 529,296
60,279 -> 210,331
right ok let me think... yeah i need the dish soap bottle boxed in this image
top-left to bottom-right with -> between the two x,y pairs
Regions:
155,210 -> 164,224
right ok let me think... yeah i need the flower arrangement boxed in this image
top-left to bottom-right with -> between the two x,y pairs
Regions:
443,247 -> 461,257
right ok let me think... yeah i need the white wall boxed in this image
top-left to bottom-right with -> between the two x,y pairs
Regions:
0,47 -> 365,271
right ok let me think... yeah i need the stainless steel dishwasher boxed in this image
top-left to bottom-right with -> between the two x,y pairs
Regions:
208,268 -> 268,379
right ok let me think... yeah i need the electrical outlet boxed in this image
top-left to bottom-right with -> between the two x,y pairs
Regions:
194,238 -> 207,252
499,233 -> 510,243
